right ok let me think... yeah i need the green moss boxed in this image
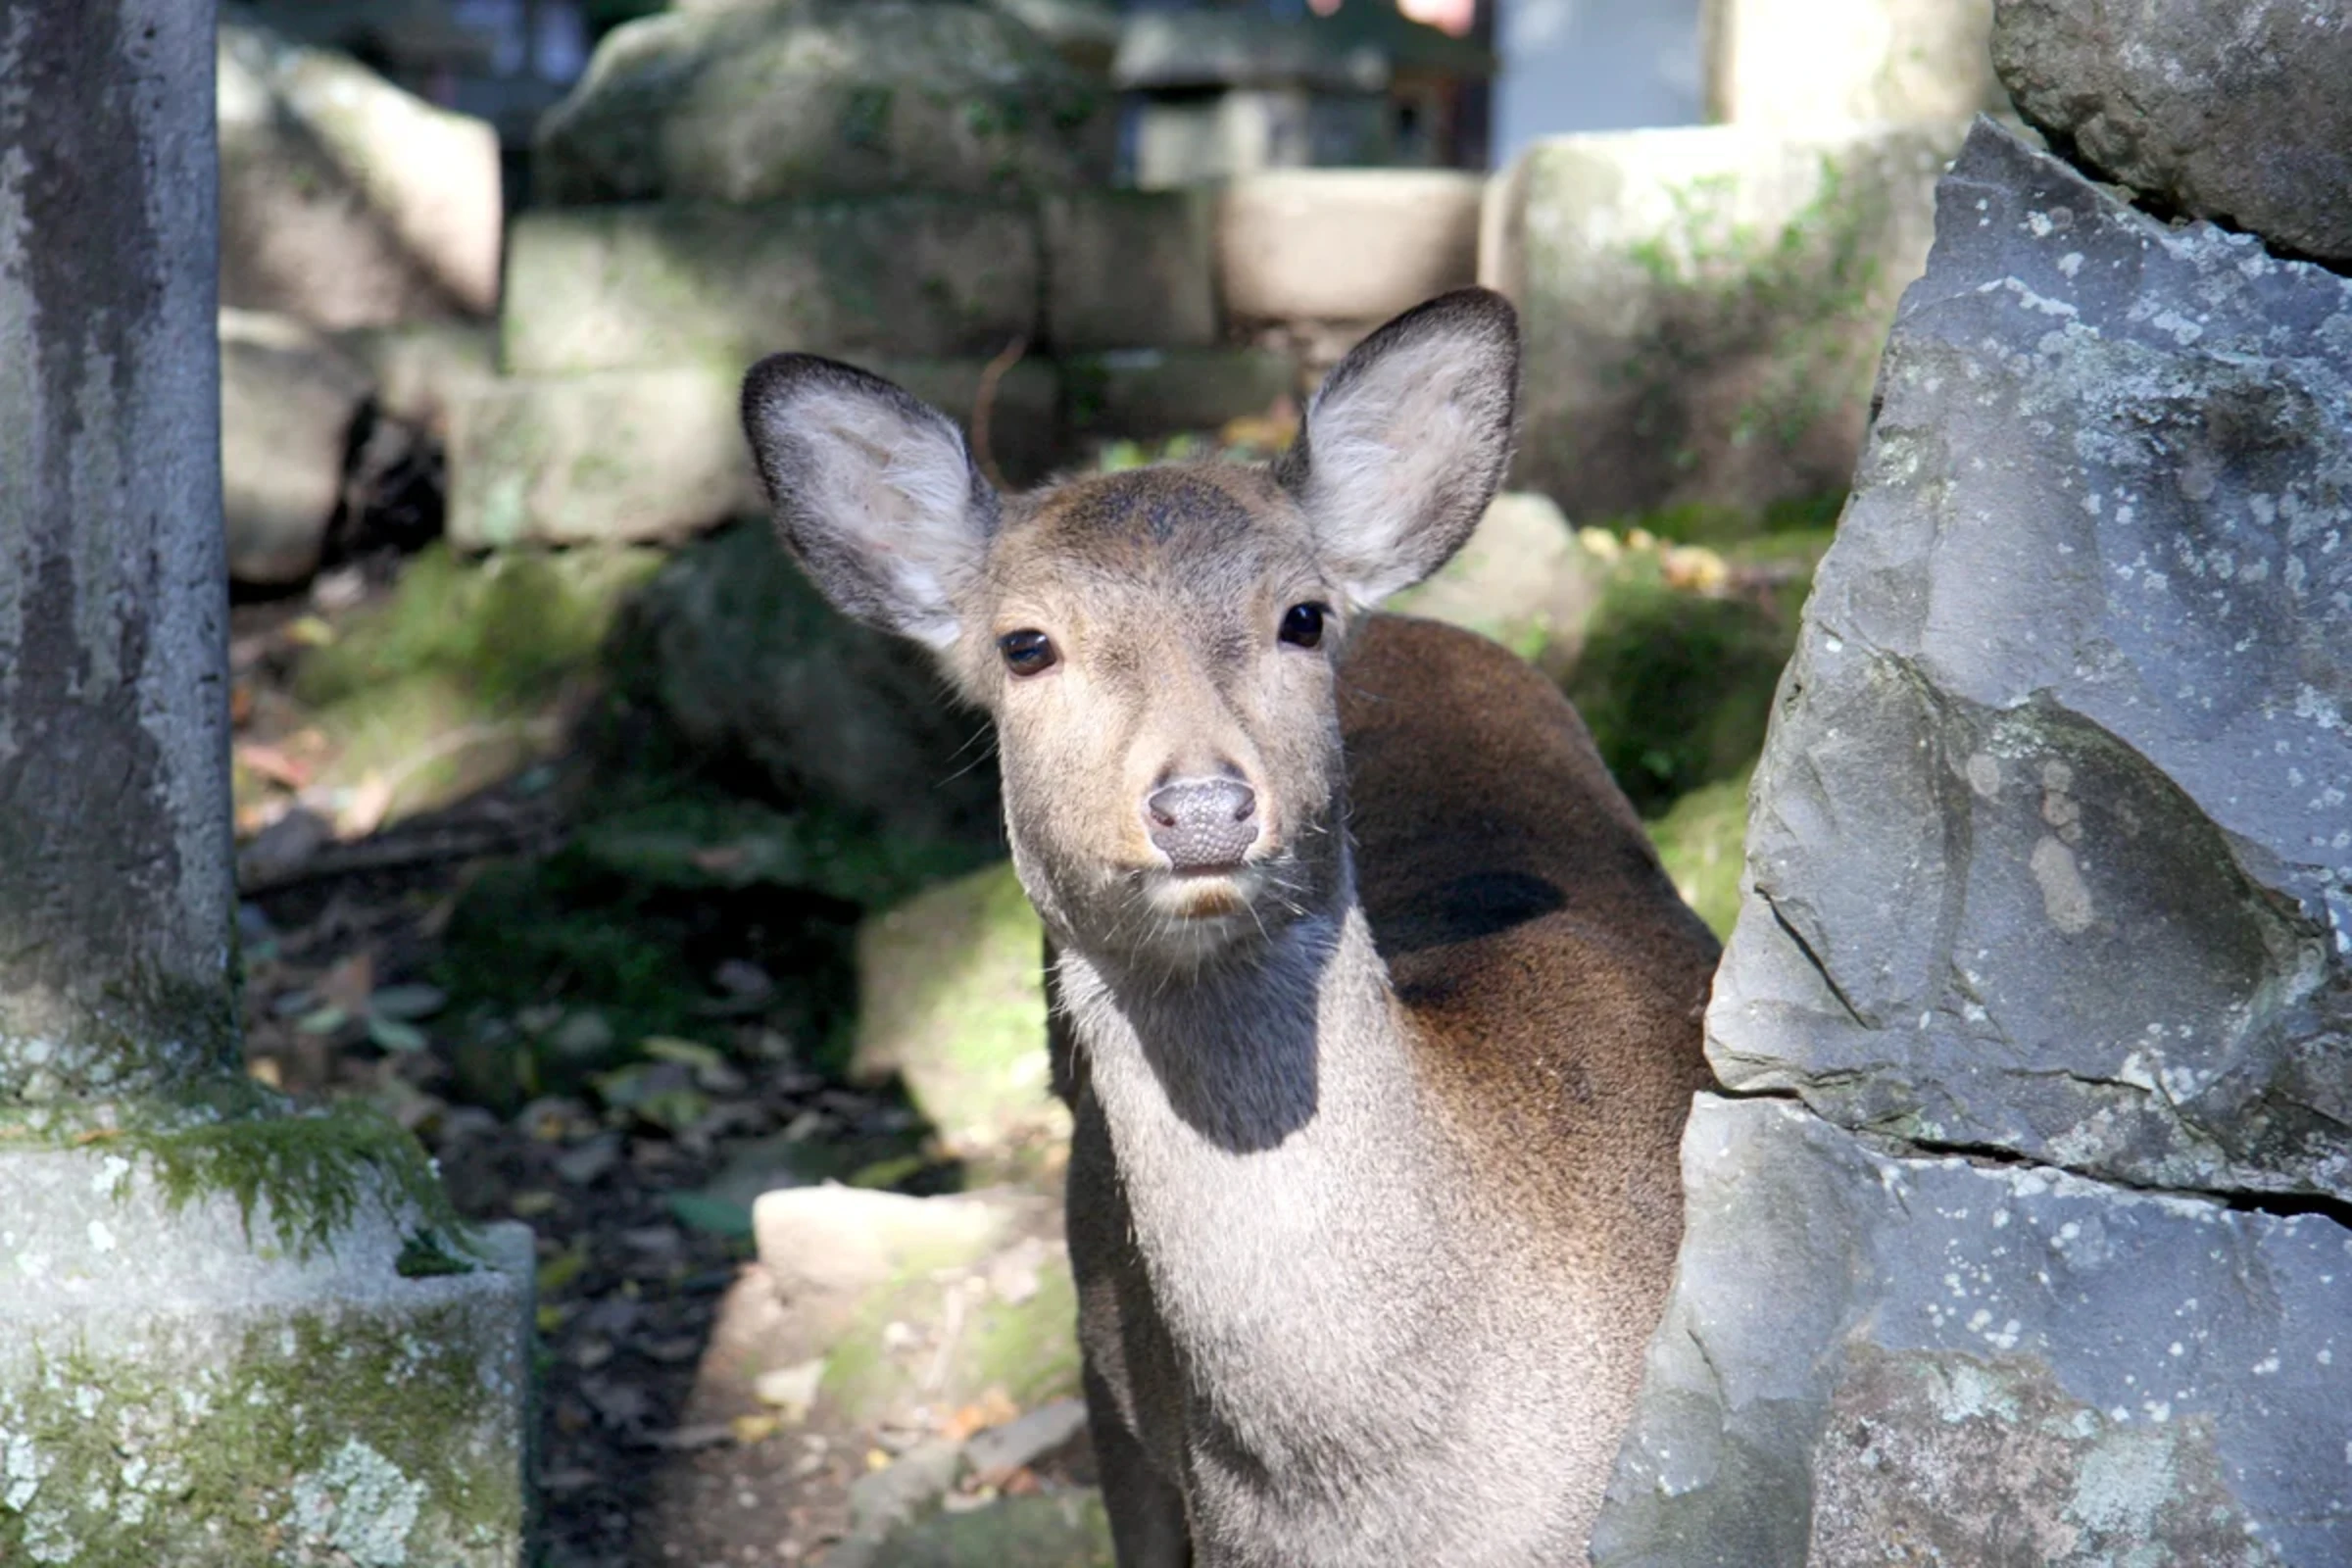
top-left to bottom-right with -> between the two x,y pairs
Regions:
874,1491 -> 1112,1567
0,1301 -> 523,1565
855,863 -> 1058,1158
295,544 -> 659,712
123,1099 -> 472,1262
819,1248 -> 1080,1428
1645,768 -> 1752,940
1567,553 -> 1797,815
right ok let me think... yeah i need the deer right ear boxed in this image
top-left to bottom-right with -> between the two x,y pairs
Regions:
741,355 -> 999,649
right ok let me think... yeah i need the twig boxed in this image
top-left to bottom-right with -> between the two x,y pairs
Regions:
970,335 -> 1028,491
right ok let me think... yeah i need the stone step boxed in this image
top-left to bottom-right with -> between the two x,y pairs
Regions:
502,198 -> 1042,377
447,357 -> 1062,549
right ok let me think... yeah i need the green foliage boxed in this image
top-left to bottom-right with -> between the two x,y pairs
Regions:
1645,768 -> 1752,940
295,545 -> 658,713
1566,543 -> 1813,816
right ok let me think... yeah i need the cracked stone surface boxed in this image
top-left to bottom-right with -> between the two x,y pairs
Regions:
1592,1096 -> 2352,1567
1992,0 -> 2352,269
1705,120 -> 2352,1203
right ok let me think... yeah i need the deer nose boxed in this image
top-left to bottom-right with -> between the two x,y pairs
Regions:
1146,777 -> 1259,872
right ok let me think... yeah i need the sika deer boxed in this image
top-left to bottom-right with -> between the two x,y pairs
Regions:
741,290 -> 1717,1567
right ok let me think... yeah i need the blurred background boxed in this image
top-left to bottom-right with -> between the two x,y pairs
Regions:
213,2 -> 2004,1562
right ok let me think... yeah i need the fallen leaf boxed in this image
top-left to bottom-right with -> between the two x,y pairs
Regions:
316,952 -> 375,1014
366,1013 -> 429,1054
233,743 -> 313,789
753,1358 -> 827,1424
368,983 -> 448,1020
283,614 -> 337,648
731,1413 -> 781,1446
339,774 -> 395,838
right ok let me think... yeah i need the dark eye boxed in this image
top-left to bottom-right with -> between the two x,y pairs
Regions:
999,629 -> 1058,676
1279,603 -> 1327,650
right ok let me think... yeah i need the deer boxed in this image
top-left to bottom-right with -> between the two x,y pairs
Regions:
741,288 -> 1719,1567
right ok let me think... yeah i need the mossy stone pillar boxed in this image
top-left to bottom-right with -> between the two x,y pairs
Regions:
0,5 -> 533,1562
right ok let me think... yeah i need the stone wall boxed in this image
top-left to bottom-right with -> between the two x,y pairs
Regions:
1591,98 -> 2352,1568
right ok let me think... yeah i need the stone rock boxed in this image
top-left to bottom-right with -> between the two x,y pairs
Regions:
1706,122 -> 2352,1203
219,22 -> 501,329
448,356 -> 1059,551
869,1491 -> 1113,1568
502,199 -> 1041,376
1592,1096 -> 2352,1567
750,1185 -> 1080,1427
220,310 -> 373,587
0,1132 -> 532,1566
1482,121 -> 1965,521
1386,491 -> 1608,679
337,319 -> 497,438
615,522 -> 1004,853
1063,348 -> 1299,440
963,1396 -> 1089,1484
1702,0 -> 2004,125
854,862 -> 1062,1163
1042,190 -> 1218,352
535,0 -> 1113,207
1217,170 -> 1484,330
1992,0 -> 2352,268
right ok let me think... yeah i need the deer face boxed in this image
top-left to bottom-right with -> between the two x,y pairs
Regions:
741,290 -> 1520,972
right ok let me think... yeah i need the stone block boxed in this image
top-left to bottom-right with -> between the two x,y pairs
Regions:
1701,0 -> 2004,125
448,357 -> 1061,550
1592,1097 -> 2352,1566
219,22 -> 501,329
535,0 -> 1114,206
220,310 -> 372,587
1482,121 -> 1964,522
0,1131 -> 532,1566
1041,189 -> 1218,352
1706,122 -> 2352,1203
1993,0 -> 2352,268
853,862 -> 1062,1162
501,200 -> 1042,376
338,318 -> 498,438
1386,491 -> 1608,679
1063,348 -> 1299,439
1216,170 -> 1484,328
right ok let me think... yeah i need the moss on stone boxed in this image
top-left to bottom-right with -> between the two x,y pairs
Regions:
0,1299 -> 523,1565
853,862 -> 1062,1159
818,1243 -> 1081,1429
122,1099 -> 471,1263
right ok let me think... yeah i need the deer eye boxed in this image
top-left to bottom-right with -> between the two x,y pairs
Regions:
1278,603 -> 1327,650
999,629 -> 1058,676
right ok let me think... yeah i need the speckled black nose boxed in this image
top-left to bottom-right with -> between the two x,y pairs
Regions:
1146,777 -> 1258,871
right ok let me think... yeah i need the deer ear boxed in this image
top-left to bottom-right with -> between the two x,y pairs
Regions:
741,354 -> 998,649
1275,288 -> 1520,607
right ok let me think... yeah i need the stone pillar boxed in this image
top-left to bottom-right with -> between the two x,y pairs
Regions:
1700,0 -> 2007,126
0,5 -> 533,1562
1589,101 -> 2352,1568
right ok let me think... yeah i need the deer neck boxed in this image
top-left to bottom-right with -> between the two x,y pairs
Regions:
1051,872 -> 1462,1429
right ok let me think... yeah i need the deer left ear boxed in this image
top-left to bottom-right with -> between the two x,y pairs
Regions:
1274,288 -> 1520,607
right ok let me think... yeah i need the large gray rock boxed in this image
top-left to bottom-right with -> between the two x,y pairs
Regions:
1482,122 -> 1964,522
1593,1096 -> 2352,1567
218,22 -> 501,329
1708,121 -> 2352,1203
445,357 -> 1059,549
502,199 -> 1041,376
1993,0 -> 2352,269
220,310 -> 372,586
535,0 -> 1114,207
1042,190 -> 1217,352
1702,0 -> 2004,125
614,521 -> 1003,853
